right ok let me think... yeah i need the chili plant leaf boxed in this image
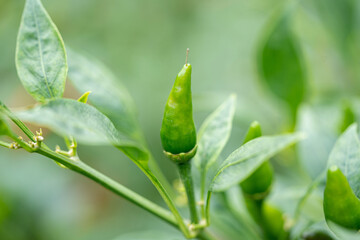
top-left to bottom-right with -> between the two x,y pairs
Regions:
307,0 -> 355,49
297,104 -> 340,179
327,123 -> 360,198
16,99 -> 148,162
210,133 -> 303,192
193,95 -> 236,194
16,0 -> 67,102
257,15 -> 306,115
67,50 -> 142,143
326,221 -> 360,240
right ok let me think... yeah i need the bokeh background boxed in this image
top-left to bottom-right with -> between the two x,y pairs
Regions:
0,0 -> 359,239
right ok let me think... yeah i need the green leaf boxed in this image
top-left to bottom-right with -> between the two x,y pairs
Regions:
257,15 -> 306,114
327,221 -> 360,240
193,95 -> 236,194
210,133 -> 303,192
16,0 -> 67,102
16,99 -> 148,162
327,123 -> 360,198
307,0 -> 355,49
67,50 -> 142,142
297,104 -> 340,179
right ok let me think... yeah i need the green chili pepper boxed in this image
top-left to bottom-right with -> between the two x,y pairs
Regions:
160,49 -> 196,163
323,165 -> 360,230
240,121 -> 273,197
261,202 -> 286,240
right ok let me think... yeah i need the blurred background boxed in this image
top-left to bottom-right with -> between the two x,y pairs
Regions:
0,0 -> 359,239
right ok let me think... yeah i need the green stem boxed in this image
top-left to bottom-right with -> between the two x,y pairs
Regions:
137,164 -> 191,237
178,162 -> 199,224
33,147 -> 178,228
0,105 -> 35,141
205,191 -> 212,225
0,140 -> 11,148
148,154 -> 175,197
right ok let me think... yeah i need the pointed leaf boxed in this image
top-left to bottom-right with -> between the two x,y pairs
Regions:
16,99 -> 148,162
194,95 -> 236,171
16,0 -> 67,102
210,133 -> 303,192
327,123 -> 360,198
67,50 -> 142,142
193,95 -> 235,199
258,16 -> 306,113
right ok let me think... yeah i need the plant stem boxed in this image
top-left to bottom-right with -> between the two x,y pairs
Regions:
0,140 -> 11,148
0,104 -> 35,141
139,165 -> 191,237
34,146 -> 178,228
178,162 -> 199,224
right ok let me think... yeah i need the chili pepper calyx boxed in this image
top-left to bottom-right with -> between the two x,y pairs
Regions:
163,144 -> 197,164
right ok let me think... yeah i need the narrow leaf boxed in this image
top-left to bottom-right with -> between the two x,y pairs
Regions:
327,123 -> 360,198
16,99 -> 148,162
210,133 -> 303,192
257,15 -> 306,114
67,50 -> 142,142
16,0 -> 67,102
193,95 -> 235,198
194,95 -> 236,171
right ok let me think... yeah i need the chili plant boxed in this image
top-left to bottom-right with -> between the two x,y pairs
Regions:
1,0 -> 360,239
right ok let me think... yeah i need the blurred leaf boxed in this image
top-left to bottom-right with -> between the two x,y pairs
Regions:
67,50 -> 142,143
297,104 -> 340,179
210,133 -> 303,192
15,0 -> 67,102
17,99 -> 148,162
257,15 -> 306,115
193,95 -> 236,196
327,124 -> 360,198
327,221 -> 360,240
307,0 -> 355,48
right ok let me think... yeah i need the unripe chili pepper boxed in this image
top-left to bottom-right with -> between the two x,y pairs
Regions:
240,121 -> 273,197
261,202 -> 286,240
160,49 -> 197,163
323,165 -> 360,230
